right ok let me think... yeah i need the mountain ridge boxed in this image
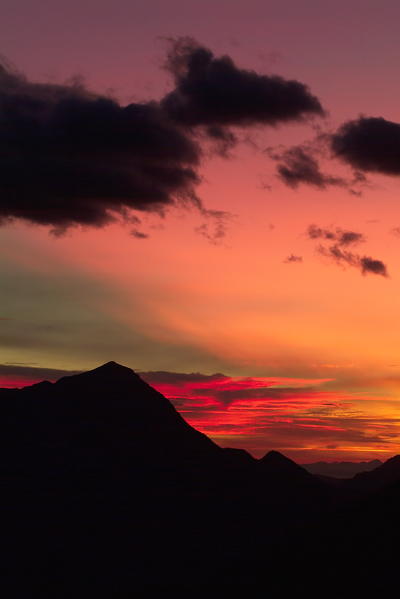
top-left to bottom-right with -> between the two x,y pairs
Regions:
1,360 -> 400,593
1,361 -> 397,468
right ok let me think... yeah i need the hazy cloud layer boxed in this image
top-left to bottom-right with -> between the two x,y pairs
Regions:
141,370 -> 399,459
140,370 -> 227,384
0,363 -> 79,387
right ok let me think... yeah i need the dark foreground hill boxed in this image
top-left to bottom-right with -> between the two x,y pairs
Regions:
1,362 -> 399,594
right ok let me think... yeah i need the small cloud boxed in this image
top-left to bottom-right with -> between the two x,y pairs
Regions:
267,144 -> 368,195
131,229 -> 149,239
307,224 -> 365,246
273,146 -> 346,189
332,116 -> 400,176
195,208 -> 235,245
360,256 -> 388,277
307,224 -> 388,278
390,226 -> 400,237
284,254 -> 303,264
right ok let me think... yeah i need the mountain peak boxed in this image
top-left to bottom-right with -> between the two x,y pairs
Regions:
259,450 -> 312,477
91,361 -> 134,374
260,450 -> 293,465
55,360 -> 144,389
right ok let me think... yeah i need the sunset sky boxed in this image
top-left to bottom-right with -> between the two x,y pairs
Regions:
1,0 -> 400,461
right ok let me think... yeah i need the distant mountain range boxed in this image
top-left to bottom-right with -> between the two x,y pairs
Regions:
1,362 -> 399,594
303,459 -> 382,478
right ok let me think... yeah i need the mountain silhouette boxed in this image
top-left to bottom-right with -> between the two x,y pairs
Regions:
1,361 -> 399,594
260,449 -> 311,474
0,361 -> 221,472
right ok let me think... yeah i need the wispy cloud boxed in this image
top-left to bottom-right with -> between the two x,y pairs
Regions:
307,224 -> 388,277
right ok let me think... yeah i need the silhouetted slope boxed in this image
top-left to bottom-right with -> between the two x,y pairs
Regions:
257,450 -> 329,511
222,447 -> 257,471
279,475 -> 400,594
0,361 -> 221,472
260,449 -> 311,475
344,454 -> 400,495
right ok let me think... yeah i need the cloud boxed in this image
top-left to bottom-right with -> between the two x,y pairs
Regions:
212,385 -> 318,404
390,226 -> 400,237
0,41 -> 324,232
162,38 -> 324,135
307,224 -> 365,246
317,245 -> 388,277
359,256 -> 388,277
284,254 -> 303,263
332,116 -> 400,175
130,229 -> 149,239
140,371 -> 334,407
307,224 -> 388,277
267,144 -> 366,193
0,62 -> 201,230
141,370 -> 399,459
271,146 -> 346,189
194,208 -> 234,244
140,371 -> 227,384
0,363 -> 79,387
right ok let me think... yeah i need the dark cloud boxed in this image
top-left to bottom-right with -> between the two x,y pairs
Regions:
390,226 -> 400,237
267,144 -> 366,193
130,229 -> 149,239
272,146 -> 346,189
0,41 -> 324,232
0,62 -> 201,230
162,37 -> 324,132
307,224 -> 388,277
307,225 -> 365,246
332,116 -> 400,175
203,125 -> 237,156
360,256 -> 388,277
284,254 -> 303,263
318,244 -> 358,269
